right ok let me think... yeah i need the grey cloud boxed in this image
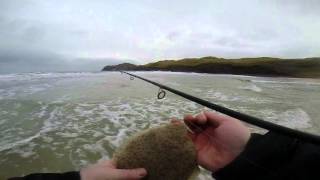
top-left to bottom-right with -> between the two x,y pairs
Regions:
0,0 -> 319,73
0,0 -> 33,15
275,0 -> 320,15
22,26 -> 46,43
0,49 -> 136,74
0,49 -> 67,73
166,32 -> 181,41
0,18 -> 42,48
214,37 -> 251,49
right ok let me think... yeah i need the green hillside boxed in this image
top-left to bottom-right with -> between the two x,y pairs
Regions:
102,57 -> 320,78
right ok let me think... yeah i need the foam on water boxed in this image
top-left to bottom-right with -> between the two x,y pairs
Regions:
0,132 -> 40,152
204,90 -> 273,104
206,91 -> 240,101
0,119 -> 7,126
0,72 -> 103,82
261,108 -> 312,129
239,84 -> 262,92
0,103 -> 63,152
278,109 -> 312,129
251,79 -> 320,85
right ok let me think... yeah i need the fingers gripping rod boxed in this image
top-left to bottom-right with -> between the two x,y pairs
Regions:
121,71 -> 320,144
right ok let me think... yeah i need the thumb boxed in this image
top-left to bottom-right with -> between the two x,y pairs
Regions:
111,168 -> 147,180
203,111 -> 224,127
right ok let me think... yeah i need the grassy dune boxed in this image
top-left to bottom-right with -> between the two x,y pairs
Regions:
102,56 -> 320,78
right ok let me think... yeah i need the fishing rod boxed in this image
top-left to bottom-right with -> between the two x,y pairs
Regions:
121,71 -> 320,145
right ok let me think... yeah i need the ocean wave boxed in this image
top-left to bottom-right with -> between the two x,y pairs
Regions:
0,72 -> 106,82
0,132 -> 40,152
277,108 -> 312,129
239,84 -> 262,92
0,103 -> 62,152
204,90 -> 272,104
251,79 -> 320,86
261,108 -> 311,129
206,91 -> 240,101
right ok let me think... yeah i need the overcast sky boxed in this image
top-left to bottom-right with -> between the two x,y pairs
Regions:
0,0 -> 319,73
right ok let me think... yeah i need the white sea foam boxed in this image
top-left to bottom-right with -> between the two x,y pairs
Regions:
109,128 -> 127,146
42,136 -> 53,143
34,103 -> 48,118
206,91 -> 240,101
10,142 -> 37,159
261,108 -> 312,129
57,132 -> 78,138
239,84 -> 262,92
0,89 -> 16,99
93,131 -> 104,138
251,79 -> 320,85
0,132 -> 40,152
277,108 -> 312,129
0,105 -> 61,152
0,72 -> 104,81
25,84 -> 51,94
0,119 -> 7,126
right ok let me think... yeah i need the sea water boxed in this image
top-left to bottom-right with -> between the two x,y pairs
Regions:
0,71 -> 319,179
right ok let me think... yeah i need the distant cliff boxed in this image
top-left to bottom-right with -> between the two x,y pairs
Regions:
102,56 -> 320,78
102,63 -> 138,71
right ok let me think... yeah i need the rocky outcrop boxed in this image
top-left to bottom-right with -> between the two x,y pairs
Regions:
102,63 -> 138,71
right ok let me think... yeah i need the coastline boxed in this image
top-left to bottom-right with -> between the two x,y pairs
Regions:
117,70 -> 320,81
102,56 -> 320,79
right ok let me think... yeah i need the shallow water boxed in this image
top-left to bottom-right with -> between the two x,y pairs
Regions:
0,71 -> 319,179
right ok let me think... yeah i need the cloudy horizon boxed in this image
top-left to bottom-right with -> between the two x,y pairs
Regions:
1,0 -> 320,73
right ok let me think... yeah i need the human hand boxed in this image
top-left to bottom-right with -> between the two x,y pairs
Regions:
184,111 -> 250,172
80,160 -> 147,180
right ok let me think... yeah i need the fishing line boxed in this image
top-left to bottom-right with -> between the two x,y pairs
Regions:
121,71 -> 320,144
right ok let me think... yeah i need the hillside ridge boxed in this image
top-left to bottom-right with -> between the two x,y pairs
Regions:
102,57 -> 320,78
